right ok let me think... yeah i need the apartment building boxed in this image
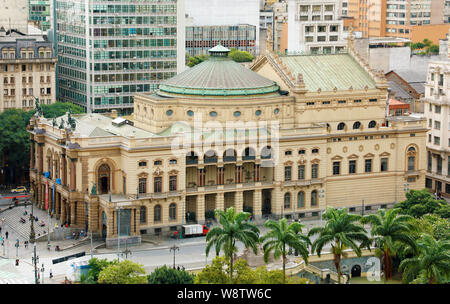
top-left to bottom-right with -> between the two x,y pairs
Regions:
348,0 -> 446,39
0,28 -> 56,113
424,37 -> 450,196
287,0 -> 346,54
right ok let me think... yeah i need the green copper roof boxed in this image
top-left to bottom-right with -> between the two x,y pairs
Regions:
158,54 -> 280,98
280,53 -> 377,92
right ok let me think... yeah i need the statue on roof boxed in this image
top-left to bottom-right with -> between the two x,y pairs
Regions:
91,183 -> 97,195
52,115 -> 57,128
59,118 -> 65,130
67,107 -> 76,130
34,97 -> 43,117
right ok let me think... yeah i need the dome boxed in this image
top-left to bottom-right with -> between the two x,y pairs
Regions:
157,45 -> 280,98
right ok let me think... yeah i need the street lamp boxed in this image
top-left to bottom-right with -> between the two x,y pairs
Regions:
32,243 -> 39,284
116,206 -> 123,261
169,244 -> 179,269
361,199 -> 365,216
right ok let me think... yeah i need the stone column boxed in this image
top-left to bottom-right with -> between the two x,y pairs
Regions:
60,199 -> 66,224
70,158 -> 76,191
131,208 -> 136,236
62,155 -> 67,186
55,193 -> 60,219
135,207 -> 141,235
235,191 -> 243,213
197,194 -> 205,224
37,143 -> 43,173
272,188 -> 282,218
30,140 -> 35,169
216,192 -> 224,212
253,189 -> 262,219
70,201 -> 76,226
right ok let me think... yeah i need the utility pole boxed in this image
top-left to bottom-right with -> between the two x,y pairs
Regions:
90,231 -> 93,259
169,245 -> 179,269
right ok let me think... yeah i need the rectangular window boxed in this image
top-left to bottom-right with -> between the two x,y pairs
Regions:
425,178 -> 433,188
434,136 -> 440,145
435,105 -> 441,114
285,166 -> 292,181
435,121 -> 441,130
298,165 -> 305,180
138,178 -> 147,194
333,162 -> 340,175
349,160 -> 356,174
311,164 -> 318,179
437,155 -> 442,174
169,176 -> 177,191
365,159 -> 372,173
154,177 -> 162,193
381,158 -> 388,172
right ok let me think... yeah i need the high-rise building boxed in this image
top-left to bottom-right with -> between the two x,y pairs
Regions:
55,0 -> 185,114
29,0 -> 52,31
347,0 -> 447,39
185,0 -> 260,54
287,0 -> 346,54
424,36 -> 450,197
186,24 -> 257,56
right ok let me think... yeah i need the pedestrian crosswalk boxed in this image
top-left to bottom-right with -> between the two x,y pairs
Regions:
0,278 -> 31,284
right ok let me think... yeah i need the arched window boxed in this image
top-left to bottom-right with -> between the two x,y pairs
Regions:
311,190 -> 318,206
223,149 -> 237,162
337,122 -> 346,130
298,191 -> 305,208
284,192 -> 291,209
408,146 -> 416,152
368,120 -> 376,128
261,146 -> 273,159
353,121 -> 361,129
169,203 -> 177,220
154,205 -> 161,222
204,150 -> 218,163
140,206 -> 146,223
243,147 -> 256,160
186,151 -> 198,164
407,146 -> 417,172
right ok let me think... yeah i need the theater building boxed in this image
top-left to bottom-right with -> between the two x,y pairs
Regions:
29,43 -> 427,246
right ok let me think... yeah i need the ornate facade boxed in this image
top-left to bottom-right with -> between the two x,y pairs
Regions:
29,43 -> 427,246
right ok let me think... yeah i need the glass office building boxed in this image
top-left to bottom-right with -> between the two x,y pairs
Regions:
55,0 -> 185,114
29,0 -> 52,31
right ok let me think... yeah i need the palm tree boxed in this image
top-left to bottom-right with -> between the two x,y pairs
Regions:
260,218 -> 310,283
361,208 -> 417,282
205,207 -> 260,281
308,207 -> 370,283
399,234 -> 450,284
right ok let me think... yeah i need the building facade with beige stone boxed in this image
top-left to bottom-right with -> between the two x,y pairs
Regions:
29,44 -> 427,246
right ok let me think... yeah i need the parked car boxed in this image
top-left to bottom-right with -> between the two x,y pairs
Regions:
11,186 -> 27,193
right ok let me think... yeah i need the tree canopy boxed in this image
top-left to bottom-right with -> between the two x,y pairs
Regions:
98,260 -> 147,284
147,265 -> 195,284
394,189 -> 450,219
228,48 -> 253,62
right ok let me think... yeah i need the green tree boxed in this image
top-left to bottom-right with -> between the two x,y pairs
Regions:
260,218 -> 310,283
395,189 -> 450,219
426,44 -> 439,55
399,234 -> 450,284
194,256 -> 230,284
98,260 -> 147,284
205,207 -> 260,281
361,208 -> 417,282
308,207 -> 370,284
422,38 -> 432,47
0,109 -> 33,183
187,55 -> 209,67
147,265 -> 195,284
82,258 -> 118,283
29,102 -> 84,118
411,214 -> 450,241
228,48 -> 253,62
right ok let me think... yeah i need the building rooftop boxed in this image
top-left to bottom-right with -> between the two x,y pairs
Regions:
158,45 -> 280,98
279,53 -> 377,92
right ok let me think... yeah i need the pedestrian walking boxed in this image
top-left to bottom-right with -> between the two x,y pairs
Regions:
49,269 -> 53,279
0,227 -> 2,234
5,231 -> 8,240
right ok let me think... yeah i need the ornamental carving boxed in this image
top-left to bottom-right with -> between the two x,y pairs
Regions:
327,148 -> 331,154
153,167 -> 163,176
390,143 -> 395,149
359,145 -> 364,152
343,146 -> 348,153
375,144 -> 380,151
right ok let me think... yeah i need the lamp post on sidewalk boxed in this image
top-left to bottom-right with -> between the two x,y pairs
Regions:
32,243 -> 39,284
169,244 -> 179,269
